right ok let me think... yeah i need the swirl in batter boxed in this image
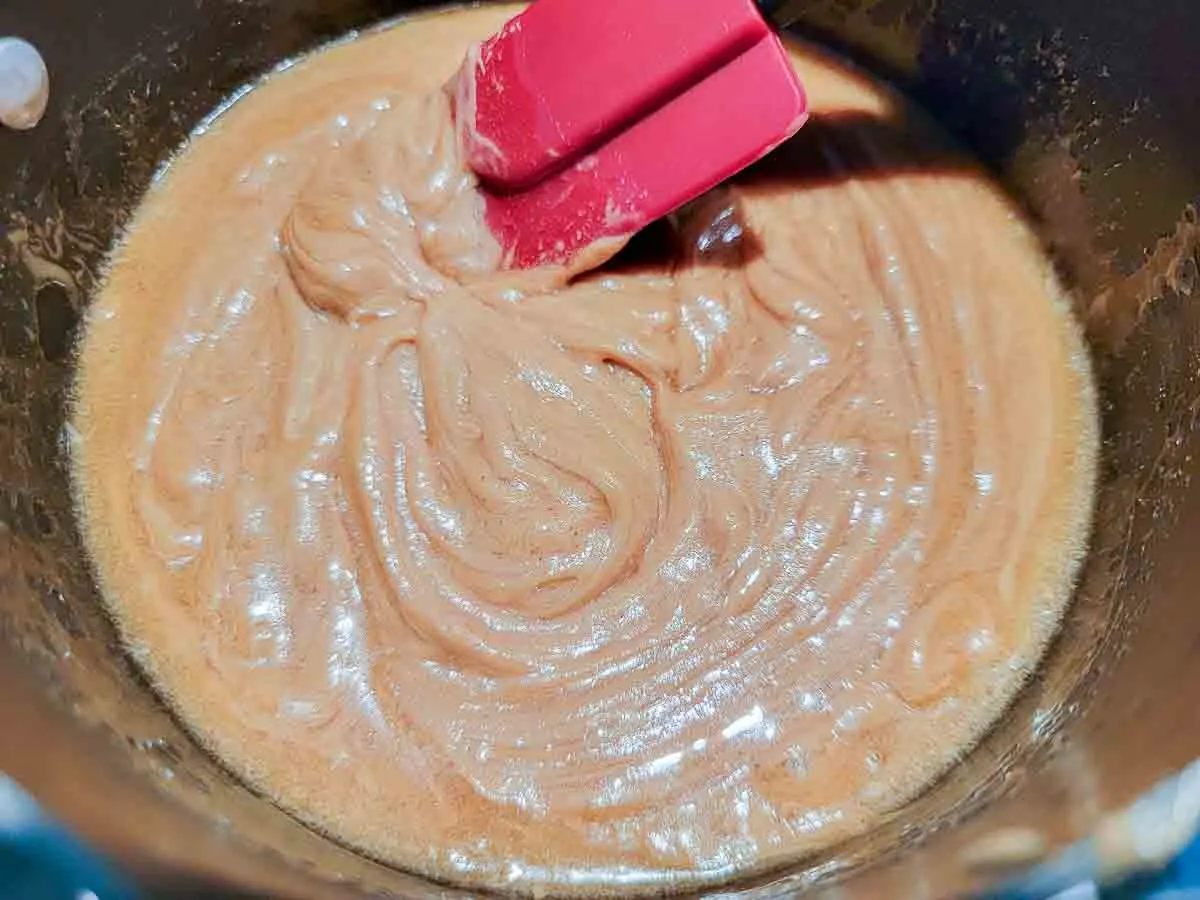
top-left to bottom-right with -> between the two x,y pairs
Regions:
72,5 -> 1098,893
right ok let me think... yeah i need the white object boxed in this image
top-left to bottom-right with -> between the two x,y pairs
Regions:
1050,885 -> 1100,899
0,37 -> 49,130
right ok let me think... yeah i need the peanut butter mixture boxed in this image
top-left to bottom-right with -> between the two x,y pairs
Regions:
73,5 -> 1097,893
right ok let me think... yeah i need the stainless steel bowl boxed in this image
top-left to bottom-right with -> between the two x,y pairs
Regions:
0,1 -> 1198,896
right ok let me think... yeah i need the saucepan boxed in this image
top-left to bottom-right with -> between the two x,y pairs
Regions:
0,0 -> 1198,897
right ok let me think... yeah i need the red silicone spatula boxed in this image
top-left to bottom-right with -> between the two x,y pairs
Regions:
454,0 -> 808,269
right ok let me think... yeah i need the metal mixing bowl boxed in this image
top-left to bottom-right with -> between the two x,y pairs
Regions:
0,1 -> 1198,896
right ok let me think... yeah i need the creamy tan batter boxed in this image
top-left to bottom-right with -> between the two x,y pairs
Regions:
72,5 -> 1098,893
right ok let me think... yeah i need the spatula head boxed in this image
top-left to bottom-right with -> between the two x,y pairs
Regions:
455,0 -> 808,268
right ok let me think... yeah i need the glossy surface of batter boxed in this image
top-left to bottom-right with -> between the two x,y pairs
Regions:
73,6 -> 1098,893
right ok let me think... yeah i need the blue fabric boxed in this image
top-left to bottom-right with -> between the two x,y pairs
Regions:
1104,835 -> 1200,899
0,776 -> 138,900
